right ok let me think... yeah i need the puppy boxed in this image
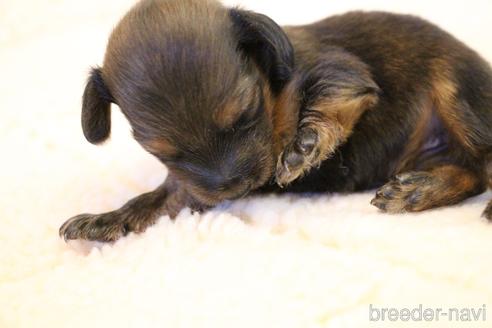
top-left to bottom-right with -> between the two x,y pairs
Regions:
60,0 -> 492,242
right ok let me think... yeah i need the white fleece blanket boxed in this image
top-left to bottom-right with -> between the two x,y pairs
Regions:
1,1 -> 492,327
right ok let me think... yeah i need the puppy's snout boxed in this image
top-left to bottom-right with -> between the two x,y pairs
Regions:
200,163 -> 256,199
176,145 -> 272,204
211,173 -> 243,191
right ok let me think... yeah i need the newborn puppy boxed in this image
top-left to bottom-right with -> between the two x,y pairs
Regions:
60,0 -> 492,242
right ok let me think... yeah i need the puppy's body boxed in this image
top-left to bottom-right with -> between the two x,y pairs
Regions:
60,0 -> 492,242
276,12 -> 492,196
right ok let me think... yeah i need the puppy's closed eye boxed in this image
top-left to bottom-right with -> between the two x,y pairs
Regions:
216,89 -> 263,132
231,98 -> 264,132
213,75 -> 262,128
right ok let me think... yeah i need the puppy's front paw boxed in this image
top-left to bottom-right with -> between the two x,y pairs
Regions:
275,128 -> 324,187
59,212 -> 129,242
370,172 -> 436,213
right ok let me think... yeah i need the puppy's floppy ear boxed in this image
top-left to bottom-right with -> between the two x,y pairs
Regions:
230,9 -> 294,95
81,67 -> 114,144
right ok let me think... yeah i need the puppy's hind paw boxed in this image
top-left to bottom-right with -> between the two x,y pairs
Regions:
370,171 -> 435,213
59,212 -> 129,242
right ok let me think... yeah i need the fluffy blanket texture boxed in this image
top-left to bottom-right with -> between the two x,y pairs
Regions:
1,1 -> 492,327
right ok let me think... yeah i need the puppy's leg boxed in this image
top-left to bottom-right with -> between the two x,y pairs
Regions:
426,57 -> 492,218
275,52 -> 380,186
481,155 -> 492,220
59,176 -> 201,242
370,165 -> 485,213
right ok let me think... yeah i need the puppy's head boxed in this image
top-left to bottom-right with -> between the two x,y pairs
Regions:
80,0 -> 294,206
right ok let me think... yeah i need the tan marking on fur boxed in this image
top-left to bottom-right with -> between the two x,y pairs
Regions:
394,96 -> 433,173
144,139 -> 178,156
430,61 -> 478,155
433,165 -> 480,188
271,79 -> 301,158
213,97 -> 242,129
425,165 -> 483,207
336,94 -> 379,131
301,89 -> 379,163
315,92 -> 378,134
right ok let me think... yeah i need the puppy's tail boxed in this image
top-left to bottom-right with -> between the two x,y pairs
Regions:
81,67 -> 114,144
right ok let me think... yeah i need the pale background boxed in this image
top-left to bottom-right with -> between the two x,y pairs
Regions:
1,1 -> 492,327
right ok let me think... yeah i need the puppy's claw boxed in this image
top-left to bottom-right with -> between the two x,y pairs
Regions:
275,155 -> 293,187
370,198 -> 387,211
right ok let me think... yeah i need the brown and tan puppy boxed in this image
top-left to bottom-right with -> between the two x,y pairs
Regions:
60,0 -> 492,242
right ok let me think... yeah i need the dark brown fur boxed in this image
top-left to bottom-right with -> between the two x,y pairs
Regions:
60,0 -> 492,242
